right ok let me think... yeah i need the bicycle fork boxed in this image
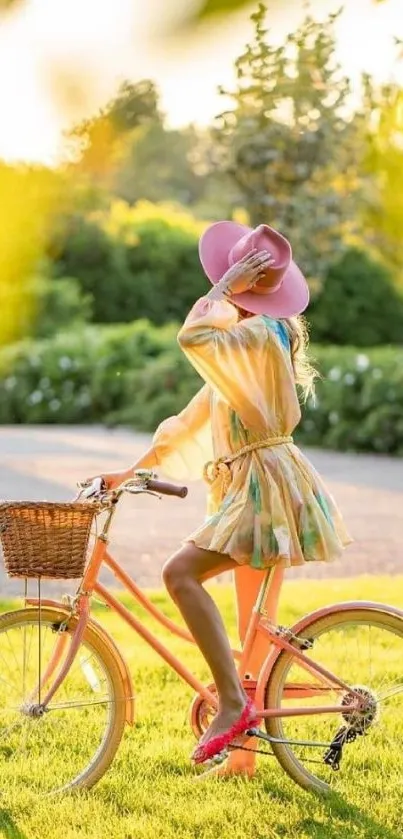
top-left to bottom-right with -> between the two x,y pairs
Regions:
23,596 -> 90,712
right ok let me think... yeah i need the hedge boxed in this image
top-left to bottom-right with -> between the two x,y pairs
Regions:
49,201 -> 403,347
0,324 -> 402,454
0,320 -> 178,424
50,201 -> 207,325
308,247 -> 403,347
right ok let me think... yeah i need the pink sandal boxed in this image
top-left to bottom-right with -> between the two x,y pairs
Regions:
191,698 -> 260,766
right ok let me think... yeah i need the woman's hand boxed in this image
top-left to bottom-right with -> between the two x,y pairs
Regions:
82,469 -> 132,491
81,447 -> 159,492
220,248 -> 276,295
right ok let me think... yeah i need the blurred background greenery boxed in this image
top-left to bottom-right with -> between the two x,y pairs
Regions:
0,0 -> 402,453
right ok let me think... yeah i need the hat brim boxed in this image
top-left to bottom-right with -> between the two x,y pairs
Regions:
199,220 -> 309,318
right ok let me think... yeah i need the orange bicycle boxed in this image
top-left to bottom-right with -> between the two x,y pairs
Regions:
0,471 -> 402,797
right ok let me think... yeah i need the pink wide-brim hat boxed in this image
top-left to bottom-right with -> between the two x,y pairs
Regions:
199,221 -> 309,318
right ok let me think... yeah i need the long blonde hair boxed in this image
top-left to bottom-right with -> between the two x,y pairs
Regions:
237,307 -> 317,401
282,316 -> 317,401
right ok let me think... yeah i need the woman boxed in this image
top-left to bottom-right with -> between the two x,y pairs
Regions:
88,222 -> 351,767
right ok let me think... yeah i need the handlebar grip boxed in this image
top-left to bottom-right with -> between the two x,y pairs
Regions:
147,479 -> 188,498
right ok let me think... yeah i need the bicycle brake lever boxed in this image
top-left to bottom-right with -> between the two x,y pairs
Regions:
125,486 -> 162,499
75,476 -> 106,501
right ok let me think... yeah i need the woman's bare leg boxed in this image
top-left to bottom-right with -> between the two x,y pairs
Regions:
162,543 -> 249,745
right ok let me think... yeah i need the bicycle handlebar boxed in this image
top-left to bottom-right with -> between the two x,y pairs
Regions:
146,478 -> 188,498
75,472 -> 188,502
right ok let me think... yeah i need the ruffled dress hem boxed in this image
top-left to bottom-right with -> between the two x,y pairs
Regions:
182,534 -> 353,570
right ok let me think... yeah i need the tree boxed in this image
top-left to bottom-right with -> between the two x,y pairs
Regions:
50,201 -> 207,325
160,0 -> 394,29
66,80 -> 214,210
112,123 -> 207,207
66,80 -> 160,183
358,75 -> 403,282
213,5 -> 363,284
0,0 -> 390,21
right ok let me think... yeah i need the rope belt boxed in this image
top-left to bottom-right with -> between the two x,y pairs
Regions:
203,435 -> 294,495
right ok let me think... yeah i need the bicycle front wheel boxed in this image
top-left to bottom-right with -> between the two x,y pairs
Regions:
264,608 -> 403,797
0,607 -> 127,797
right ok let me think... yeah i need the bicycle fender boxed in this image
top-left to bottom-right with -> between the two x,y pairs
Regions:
24,602 -> 135,726
288,599 -> 403,638
254,599 -> 403,709
85,613 -> 135,726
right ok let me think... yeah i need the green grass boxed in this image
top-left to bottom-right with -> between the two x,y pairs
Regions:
0,575 -> 402,839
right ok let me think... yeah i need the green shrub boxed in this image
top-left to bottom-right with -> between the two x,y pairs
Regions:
29,275 -> 93,338
105,350 -> 201,430
50,202 -> 207,325
0,328 -> 105,423
1,321 -> 402,454
309,247 -> 403,346
49,215 -> 132,324
106,342 -> 403,455
0,320 -> 178,424
0,274 -> 91,347
297,345 -> 403,454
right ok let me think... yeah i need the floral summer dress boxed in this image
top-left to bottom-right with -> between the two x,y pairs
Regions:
151,296 -> 352,569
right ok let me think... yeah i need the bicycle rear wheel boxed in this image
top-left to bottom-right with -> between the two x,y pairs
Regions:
0,607 -> 127,796
264,608 -> 403,797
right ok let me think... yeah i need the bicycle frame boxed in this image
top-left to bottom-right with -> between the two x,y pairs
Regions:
26,495 -> 368,720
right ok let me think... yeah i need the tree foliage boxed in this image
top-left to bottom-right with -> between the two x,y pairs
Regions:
50,201 -> 207,325
67,80 -> 160,182
358,76 -> 403,282
309,247 -> 403,346
169,0 -> 393,27
66,80 -> 215,213
214,5 -> 363,283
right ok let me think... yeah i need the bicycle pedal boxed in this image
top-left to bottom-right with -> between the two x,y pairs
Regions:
245,726 -> 266,739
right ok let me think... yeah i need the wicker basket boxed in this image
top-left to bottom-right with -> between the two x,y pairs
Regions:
0,501 -> 102,579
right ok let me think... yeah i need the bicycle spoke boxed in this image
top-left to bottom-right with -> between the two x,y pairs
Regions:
4,629 -> 23,683
378,683 -> 403,702
0,612 -> 122,796
265,612 -> 403,798
48,697 -> 116,711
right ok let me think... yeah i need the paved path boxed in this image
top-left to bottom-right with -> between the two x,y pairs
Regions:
0,425 -> 402,596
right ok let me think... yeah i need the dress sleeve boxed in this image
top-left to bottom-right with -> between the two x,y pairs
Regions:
177,296 -> 281,432
152,383 -> 213,481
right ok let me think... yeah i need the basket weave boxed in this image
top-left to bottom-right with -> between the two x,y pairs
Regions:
0,501 -> 102,579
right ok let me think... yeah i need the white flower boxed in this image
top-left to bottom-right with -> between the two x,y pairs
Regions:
344,373 -> 355,385
77,391 -> 91,407
4,376 -> 17,391
329,411 -> 339,425
59,356 -> 72,370
356,353 -> 370,372
329,367 -> 341,381
28,390 -> 43,405
49,398 -> 61,411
